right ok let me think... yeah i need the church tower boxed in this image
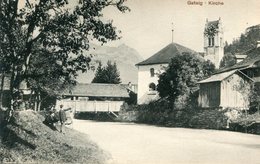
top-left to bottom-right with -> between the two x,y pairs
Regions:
204,17 -> 224,69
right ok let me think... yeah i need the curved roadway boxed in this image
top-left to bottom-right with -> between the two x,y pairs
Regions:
72,119 -> 260,164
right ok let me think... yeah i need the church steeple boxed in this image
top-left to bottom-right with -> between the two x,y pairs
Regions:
203,17 -> 224,69
171,22 -> 174,43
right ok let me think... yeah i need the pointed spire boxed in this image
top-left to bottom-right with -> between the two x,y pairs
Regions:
171,22 -> 174,43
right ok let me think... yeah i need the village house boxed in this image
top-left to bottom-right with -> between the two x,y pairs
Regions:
56,83 -> 134,116
198,42 -> 260,109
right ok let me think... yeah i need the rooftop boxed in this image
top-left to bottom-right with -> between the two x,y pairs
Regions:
198,70 -> 237,84
216,47 -> 260,74
136,43 -> 198,66
62,83 -> 130,98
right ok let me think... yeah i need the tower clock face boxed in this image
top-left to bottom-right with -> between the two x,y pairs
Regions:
205,24 -> 218,37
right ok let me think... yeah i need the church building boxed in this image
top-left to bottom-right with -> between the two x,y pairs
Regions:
136,18 -> 225,104
203,17 -> 224,69
136,43 -> 198,104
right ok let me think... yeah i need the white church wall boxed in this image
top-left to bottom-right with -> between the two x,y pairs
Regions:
137,64 -> 168,104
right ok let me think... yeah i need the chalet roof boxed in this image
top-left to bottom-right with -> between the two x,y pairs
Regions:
62,83 -> 130,98
216,47 -> 260,74
136,43 -> 198,66
198,70 -> 237,84
198,47 -> 260,84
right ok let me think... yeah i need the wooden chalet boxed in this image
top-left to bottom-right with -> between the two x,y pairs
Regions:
56,83 -> 131,115
198,44 -> 260,109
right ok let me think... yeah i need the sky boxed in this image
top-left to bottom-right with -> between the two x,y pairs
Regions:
101,0 -> 260,59
17,0 -> 260,59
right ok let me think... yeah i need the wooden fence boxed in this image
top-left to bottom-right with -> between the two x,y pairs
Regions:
56,99 -> 124,113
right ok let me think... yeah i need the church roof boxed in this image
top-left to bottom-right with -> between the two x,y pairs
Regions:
136,43 -> 198,66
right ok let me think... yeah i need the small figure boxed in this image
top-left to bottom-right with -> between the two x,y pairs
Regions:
58,104 -> 67,133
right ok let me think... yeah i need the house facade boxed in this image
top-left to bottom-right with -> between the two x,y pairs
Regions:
198,44 -> 260,109
136,43 -> 198,104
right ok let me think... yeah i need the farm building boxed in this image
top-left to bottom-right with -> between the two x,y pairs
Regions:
198,43 -> 260,109
56,83 -> 133,116
198,70 -> 251,108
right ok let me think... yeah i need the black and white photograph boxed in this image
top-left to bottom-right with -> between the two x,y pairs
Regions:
0,0 -> 260,163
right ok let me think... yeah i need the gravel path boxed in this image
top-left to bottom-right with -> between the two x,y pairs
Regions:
72,119 -> 260,164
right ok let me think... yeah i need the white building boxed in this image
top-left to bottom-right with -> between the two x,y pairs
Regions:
136,43 -> 198,104
203,18 -> 224,69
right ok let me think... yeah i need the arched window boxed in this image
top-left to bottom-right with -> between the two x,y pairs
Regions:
150,68 -> 155,77
149,83 -> 156,91
208,37 -> 214,47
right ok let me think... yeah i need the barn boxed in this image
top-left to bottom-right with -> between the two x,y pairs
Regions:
198,44 -> 260,109
198,70 -> 251,108
56,83 -> 132,116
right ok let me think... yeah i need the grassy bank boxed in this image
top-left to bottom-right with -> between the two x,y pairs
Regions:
0,110 -> 111,163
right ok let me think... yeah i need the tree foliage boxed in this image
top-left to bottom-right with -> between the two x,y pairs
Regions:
157,53 -> 215,109
224,27 -> 260,54
219,52 -> 236,68
249,84 -> 260,113
92,61 -> 121,84
0,0 -> 129,110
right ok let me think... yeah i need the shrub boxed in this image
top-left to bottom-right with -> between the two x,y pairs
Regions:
136,99 -> 172,125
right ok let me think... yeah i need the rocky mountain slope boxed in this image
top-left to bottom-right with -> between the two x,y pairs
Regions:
77,43 -> 143,84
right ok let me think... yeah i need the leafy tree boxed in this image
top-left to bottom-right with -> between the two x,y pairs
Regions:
219,52 -> 236,68
92,62 -> 104,83
0,0 -> 129,111
224,27 -> 260,54
157,53 -> 215,109
26,48 -> 80,110
249,84 -> 260,113
92,61 -> 121,84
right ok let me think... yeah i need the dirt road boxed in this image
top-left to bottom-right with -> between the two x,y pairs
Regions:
72,119 -> 260,164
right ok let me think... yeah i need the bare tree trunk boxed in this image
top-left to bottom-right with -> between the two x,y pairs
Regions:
37,93 -> 41,111
34,92 -> 38,111
0,73 -> 5,108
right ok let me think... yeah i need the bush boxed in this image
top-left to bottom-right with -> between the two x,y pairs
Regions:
118,99 -> 230,130
136,99 -> 172,125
